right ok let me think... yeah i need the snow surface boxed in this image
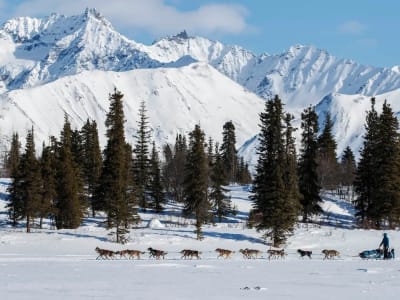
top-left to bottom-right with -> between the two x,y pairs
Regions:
1,180 -> 399,300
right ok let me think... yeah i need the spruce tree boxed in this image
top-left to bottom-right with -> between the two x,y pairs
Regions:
148,142 -> 165,212
39,141 -> 57,228
220,121 -> 238,183
374,100 -> 400,227
354,98 -> 380,225
5,133 -> 20,177
6,133 -> 22,226
317,112 -> 339,190
81,119 -> 102,216
133,100 -> 151,210
17,127 -> 43,232
251,95 -> 299,246
183,124 -> 210,240
236,157 -> 252,185
283,113 -> 302,220
210,143 -> 232,222
55,116 -> 83,229
95,89 -> 138,243
298,105 -> 322,222
339,146 -> 356,187
162,134 -> 187,203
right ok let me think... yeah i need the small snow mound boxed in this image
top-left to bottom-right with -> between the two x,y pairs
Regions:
147,218 -> 165,229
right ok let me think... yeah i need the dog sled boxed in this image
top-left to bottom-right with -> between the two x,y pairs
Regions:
359,248 -> 395,260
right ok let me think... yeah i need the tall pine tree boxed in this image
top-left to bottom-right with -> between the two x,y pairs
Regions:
148,142 -> 165,212
298,105 -> 322,222
95,89 -> 138,243
55,116 -> 83,229
81,119 -> 102,217
6,133 -> 22,226
251,95 -> 300,246
133,100 -> 151,210
22,128 -> 43,232
220,121 -> 238,184
39,140 -> 57,228
374,101 -> 400,227
354,98 -> 380,226
210,143 -> 232,222
183,124 -> 210,240
317,112 -> 339,190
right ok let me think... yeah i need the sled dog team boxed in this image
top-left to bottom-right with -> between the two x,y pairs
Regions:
95,246 -> 343,260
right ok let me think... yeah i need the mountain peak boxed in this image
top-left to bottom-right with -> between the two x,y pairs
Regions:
173,30 -> 190,40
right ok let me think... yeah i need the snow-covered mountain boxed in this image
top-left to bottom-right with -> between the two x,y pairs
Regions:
0,8 -> 160,92
146,36 -> 400,111
0,62 -> 263,152
1,8 -> 400,161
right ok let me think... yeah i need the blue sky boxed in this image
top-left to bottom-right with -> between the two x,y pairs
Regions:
0,0 -> 399,67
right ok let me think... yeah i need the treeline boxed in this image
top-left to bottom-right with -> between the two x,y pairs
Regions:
4,89 -> 251,242
5,90 -> 399,246
251,95 -> 400,246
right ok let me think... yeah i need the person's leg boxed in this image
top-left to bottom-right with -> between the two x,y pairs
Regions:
383,247 -> 389,259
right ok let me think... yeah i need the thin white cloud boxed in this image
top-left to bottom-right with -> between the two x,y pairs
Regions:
339,20 -> 365,35
11,0 -> 250,35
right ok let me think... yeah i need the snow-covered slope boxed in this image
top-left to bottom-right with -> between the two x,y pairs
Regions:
0,62 -> 264,150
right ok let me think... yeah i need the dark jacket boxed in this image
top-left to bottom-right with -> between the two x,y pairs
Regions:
380,234 -> 389,248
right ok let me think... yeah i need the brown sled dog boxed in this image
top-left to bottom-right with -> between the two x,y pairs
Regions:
215,248 -> 235,259
322,249 -> 340,259
240,248 -> 262,259
95,247 -> 115,260
267,249 -> 286,260
116,249 -> 146,259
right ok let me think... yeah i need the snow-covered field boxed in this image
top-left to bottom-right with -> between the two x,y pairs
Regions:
1,180 -> 399,300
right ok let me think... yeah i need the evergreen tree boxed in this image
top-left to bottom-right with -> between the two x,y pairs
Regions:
354,98 -> 380,225
283,113 -> 302,220
220,121 -> 238,183
317,112 -> 339,189
148,142 -> 165,212
133,100 -> 152,210
6,133 -> 22,226
95,89 -> 138,243
81,119 -> 102,217
13,127 -> 43,232
298,105 -> 322,222
210,143 -> 232,222
374,101 -> 400,227
236,157 -> 252,184
5,133 -> 20,177
55,116 -> 83,229
162,134 -> 187,203
39,140 -> 57,228
339,146 -> 356,187
183,124 -> 210,240
251,95 -> 299,246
